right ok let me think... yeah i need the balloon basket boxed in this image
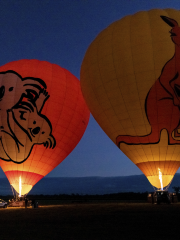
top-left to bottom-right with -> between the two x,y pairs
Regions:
147,190 -> 178,204
8,185 -> 28,207
8,198 -> 25,207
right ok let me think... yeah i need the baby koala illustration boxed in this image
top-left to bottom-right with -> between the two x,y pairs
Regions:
0,71 -> 56,163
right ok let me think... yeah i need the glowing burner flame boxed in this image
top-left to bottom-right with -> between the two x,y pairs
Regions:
19,176 -> 22,197
158,168 -> 163,190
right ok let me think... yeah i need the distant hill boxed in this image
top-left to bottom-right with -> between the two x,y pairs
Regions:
0,174 -> 180,196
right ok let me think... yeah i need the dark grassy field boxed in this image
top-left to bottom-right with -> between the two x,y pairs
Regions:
0,202 -> 179,240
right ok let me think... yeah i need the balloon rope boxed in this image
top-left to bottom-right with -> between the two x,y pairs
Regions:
10,185 -> 16,199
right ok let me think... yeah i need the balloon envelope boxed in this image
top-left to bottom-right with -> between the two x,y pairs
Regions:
80,9 -> 180,189
0,59 -> 90,195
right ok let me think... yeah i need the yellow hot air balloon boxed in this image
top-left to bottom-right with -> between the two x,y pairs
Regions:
80,9 -> 180,190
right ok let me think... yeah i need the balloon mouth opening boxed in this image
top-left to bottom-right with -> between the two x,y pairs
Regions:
11,182 -> 33,196
4,171 -> 44,196
147,175 -> 174,191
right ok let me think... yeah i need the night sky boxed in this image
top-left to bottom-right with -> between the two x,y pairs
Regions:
0,0 -> 180,178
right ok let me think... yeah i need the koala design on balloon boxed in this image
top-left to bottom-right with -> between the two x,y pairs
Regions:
0,70 -> 56,163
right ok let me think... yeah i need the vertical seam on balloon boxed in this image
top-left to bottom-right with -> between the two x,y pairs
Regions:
111,20 -> 129,143
108,21 -> 120,141
44,62 -> 54,173
128,14 -> 140,138
160,11 -> 171,179
148,11 -> 157,174
34,61 -> 53,175
31,60 -> 44,177
16,61 -> 22,175
129,13 -> 153,176
27,60 -> 38,175
21,60 -> 28,178
57,71 -> 79,157
50,66 -> 68,170
52,66 -> 67,144
27,60 -> 37,178
146,11 -> 157,178
28,60 -> 42,178
96,21 -> 119,145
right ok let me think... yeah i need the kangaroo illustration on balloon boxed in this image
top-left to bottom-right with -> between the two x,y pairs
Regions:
0,70 -> 56,163
116,15 -> 180,148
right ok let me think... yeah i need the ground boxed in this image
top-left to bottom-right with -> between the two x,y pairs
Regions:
0,202 -> 179,240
